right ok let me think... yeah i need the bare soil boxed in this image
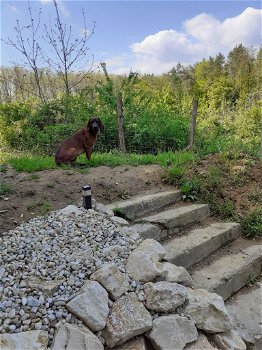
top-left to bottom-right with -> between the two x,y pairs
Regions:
0,164 -> 172,233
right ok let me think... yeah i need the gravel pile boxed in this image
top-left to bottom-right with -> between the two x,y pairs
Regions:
0,205 -> 142,344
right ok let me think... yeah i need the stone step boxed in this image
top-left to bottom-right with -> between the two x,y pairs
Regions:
191,242 -> 262,300
226,279 -> 262,349
164,222 -> 242,268
142,204 -> 210,229
106,190 -> 181,220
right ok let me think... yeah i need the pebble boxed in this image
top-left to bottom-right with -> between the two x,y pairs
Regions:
1,204 -> 140,346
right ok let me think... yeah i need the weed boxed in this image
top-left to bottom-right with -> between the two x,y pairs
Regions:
247,274 -> 259,287
241,210 -> 262,238
118,188 -> 131,200
46,182 -> 55,188
0,182 -> 12,196
112,207 -> 128,220
0,164 -> 7,173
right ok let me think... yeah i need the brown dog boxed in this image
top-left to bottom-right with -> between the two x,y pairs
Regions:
55,117 -> 104,165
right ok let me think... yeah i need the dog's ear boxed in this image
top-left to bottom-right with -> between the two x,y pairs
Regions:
87,118 -> 92,130
98,118 -> 104,132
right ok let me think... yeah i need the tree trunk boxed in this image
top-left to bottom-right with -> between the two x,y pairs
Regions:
188,99 -> 198,151
117,94 -> 126,153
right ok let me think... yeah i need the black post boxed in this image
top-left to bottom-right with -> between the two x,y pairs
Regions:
82,185 -> 92,209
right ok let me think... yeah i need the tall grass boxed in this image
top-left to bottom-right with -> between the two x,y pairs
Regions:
3,150 -> 197,172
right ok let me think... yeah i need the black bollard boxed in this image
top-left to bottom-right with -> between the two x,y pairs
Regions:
82,185 -> 92,209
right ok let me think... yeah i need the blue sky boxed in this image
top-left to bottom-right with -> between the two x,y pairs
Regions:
1,1 -> 261,74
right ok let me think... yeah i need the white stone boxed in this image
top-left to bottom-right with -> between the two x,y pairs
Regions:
0,330 -> 48,350
58,205 -> 83,215
135,239 -> 166,262
185,332 -> 218,349
144,281 -> 187,312
113,336 -> 147,350
183,288 -> 232,333
66,281 -> 109,332
126,250 -> 162,282
90,264 -> 129,301
111,216 -> 129,226
51,323 -> 104,350
211,330 -> 247,350
102,293 -> 152,347
146,315 -> 198,350
96,203 -> 114,217
158,262 -> 193,287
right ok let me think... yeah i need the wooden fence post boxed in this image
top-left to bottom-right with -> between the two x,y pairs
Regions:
117,94 -> 126,153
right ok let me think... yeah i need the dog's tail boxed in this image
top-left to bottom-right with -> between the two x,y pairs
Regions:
55,149 -> 62,166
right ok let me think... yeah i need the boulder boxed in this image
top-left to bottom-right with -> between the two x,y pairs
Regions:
144,281 -> 187,312
185,332 -> 218,349
158,262 -> 193,287
111,216 -> 130,226
146,315 -> 198,350
25,276 -> 61,297
1,330 -> 48,350
91,264 -> 129,301
183,288 -> 232,333
126,239 -> 166,282
113,336 -> 147,350
135,239 -> 166,261
66,281 -> 109,332
51,323 -> 104,350
102,293 -> 152,347
58,205 -> 83,215
211,330 -> 247,350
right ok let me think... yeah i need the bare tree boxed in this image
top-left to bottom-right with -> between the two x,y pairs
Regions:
2,0 -> 46,102
43,0 -> 95,96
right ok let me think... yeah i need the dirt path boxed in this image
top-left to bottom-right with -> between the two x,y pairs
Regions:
0,164 -> 173,233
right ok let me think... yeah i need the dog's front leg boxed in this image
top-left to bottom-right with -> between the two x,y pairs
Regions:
85,147 -> 92,160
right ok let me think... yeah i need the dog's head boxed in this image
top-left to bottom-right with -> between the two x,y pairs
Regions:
88,117 -> 104,136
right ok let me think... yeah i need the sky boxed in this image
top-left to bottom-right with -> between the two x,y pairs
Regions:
1,0 -> 261,74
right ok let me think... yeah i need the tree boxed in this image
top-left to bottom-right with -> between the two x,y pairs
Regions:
2,0 -> 46,102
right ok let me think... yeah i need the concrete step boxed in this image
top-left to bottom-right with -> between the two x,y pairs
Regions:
106,189 -> 181,220
226,279 -> 262,350
142,204 -> 210,229
164,222 -> 242,268
191,241 -> 262,300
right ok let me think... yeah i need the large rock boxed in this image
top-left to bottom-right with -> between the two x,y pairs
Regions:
1,330 -> 48,350
146,315 -> 198,350
185,332 -> 218,349
66,281 -> 109,332
126,239 -> 166,282
102,293 -> 152,347
91,264 -> 129,301
51,323 -> 104,350
25,276 -> 61,297
135,239 -> 166,261
183,288 -> 232,333
144,281 -> 187,312
58,205 -> 83,215
157,262 -> 193,286
211,331 -> 247,350
113,336 -> 147,350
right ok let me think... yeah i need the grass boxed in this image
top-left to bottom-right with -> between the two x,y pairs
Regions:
241,209 -> 262,238
3,150 -> 197,172
0,182 -> 12,196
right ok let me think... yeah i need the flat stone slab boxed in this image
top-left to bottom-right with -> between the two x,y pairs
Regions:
0,330 -> 48,350
164,222 -> 241,268
102,293 -> 152,347
143,204 -> 210,228
191,244 -> 262,300
226,279 -> 262,348
106,190 -> 181,220
51,323 -> 103,350
130,223 -> 163,240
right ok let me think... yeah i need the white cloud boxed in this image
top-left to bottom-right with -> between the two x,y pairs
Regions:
109,7 -> 262,74
6,4 -> 19,12
39,0 -> 70,17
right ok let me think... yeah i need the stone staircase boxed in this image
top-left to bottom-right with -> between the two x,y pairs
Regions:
107,189 -> 262,348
